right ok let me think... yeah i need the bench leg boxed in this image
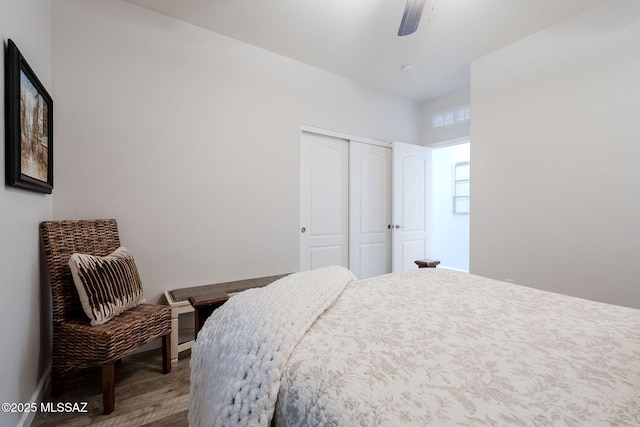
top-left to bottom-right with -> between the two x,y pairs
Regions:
162,334 -> 171,374
170,308 -> 179,367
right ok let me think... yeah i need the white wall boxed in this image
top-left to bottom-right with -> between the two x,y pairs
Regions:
51,0 -> 421,310
0,1 -> 52,425
470,0 -> 640,307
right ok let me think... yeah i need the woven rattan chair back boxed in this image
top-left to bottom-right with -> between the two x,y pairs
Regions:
40,219 -> 121,324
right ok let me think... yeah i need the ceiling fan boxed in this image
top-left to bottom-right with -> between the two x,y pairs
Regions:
398,0 -> 426,36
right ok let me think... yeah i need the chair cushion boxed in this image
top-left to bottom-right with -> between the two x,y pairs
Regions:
69,247 -> 145,325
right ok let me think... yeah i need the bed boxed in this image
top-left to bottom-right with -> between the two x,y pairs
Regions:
189,266 -> 640,426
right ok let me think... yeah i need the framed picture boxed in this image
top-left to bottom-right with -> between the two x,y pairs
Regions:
5,39 -> 53,193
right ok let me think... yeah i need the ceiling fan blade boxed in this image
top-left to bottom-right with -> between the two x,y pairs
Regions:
398,0 -> 426,36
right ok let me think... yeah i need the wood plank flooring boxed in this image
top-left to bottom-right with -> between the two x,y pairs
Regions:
31,349 -> 190,427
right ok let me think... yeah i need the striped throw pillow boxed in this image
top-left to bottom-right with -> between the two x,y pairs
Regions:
69,247 -> 145,325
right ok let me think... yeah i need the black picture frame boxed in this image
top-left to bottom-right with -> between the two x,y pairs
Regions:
5,39 -> 53,194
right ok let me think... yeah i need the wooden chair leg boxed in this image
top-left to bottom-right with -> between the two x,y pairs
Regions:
51,375 -> 64,397
162,333 -> 172,374
102,362 -> 116,415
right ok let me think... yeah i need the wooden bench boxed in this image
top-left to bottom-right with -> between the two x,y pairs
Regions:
164,273 -> 290,365
415,259 -> 440,268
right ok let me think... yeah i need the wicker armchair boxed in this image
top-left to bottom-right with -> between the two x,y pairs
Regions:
40,219 -> 171,414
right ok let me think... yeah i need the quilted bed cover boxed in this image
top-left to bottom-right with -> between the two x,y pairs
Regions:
190,267 -> 640,427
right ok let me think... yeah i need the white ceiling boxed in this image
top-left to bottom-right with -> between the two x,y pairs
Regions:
124,0 -> 608,102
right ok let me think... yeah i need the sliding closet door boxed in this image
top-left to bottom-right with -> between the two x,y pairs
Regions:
299,132 -> 349,271
349,141 -> 392,279
301,131 -> 427,275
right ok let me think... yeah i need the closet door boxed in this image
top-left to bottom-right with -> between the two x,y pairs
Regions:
299,132 -> 349,271
392,141 -> 432,272
349,141 -> 392,279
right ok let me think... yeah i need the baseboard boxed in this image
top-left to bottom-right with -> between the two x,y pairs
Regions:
17,363 -> 51,427
438,265 -> 469,273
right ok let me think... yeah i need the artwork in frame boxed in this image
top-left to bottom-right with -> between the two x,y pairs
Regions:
5,39 -> 53,194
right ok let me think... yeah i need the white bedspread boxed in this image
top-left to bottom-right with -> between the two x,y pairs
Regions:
188,266 -> 355,427
275,269 -> 640,426
190,267 -> 640,426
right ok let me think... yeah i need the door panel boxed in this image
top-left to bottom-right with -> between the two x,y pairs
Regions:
349,141 -> 392,279
300,132 -> 349,271
359,242 -> 387,279
401,239 -> 428,271
392,142 -> 431,272
310,246 -> 344,270
401,156 -> 427,232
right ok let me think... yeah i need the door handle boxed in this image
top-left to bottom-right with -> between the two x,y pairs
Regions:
394,224 -> 402,229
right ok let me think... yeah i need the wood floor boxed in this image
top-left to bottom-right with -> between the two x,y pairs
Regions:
31,349 -> 190,427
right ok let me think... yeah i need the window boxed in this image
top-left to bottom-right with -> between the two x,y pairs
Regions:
453,161 -> 470,214
432,104 -> 470,129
